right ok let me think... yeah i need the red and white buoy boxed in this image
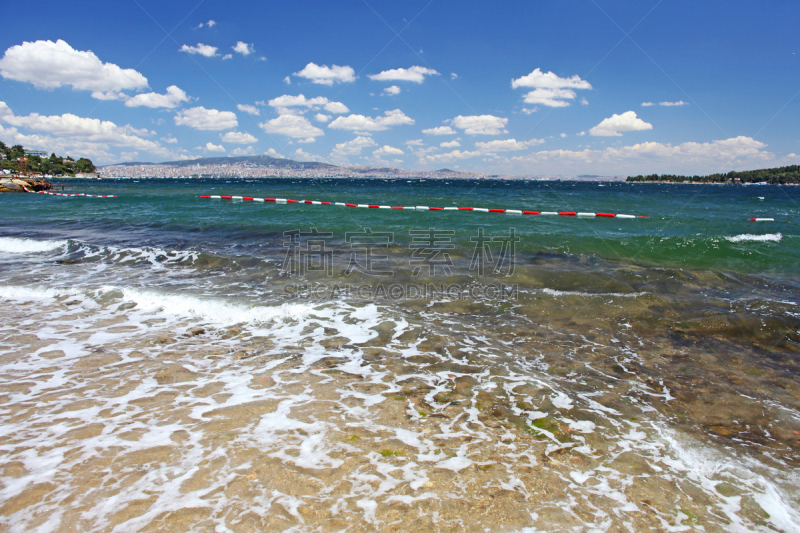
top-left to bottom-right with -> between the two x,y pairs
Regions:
34,191 -> 117,198
199,194 -> 650,219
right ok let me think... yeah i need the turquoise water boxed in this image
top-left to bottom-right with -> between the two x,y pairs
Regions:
1,178 -> 799,532
2,178 -> 797,274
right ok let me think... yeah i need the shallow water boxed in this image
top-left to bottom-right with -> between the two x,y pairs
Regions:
0,178 -> 799,532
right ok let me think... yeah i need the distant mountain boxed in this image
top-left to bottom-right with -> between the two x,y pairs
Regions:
107,155 -> 338,170
101,155 -> 494,179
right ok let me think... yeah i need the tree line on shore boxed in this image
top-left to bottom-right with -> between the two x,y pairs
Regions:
627,165 -> 800,184
0,141 -> 96,176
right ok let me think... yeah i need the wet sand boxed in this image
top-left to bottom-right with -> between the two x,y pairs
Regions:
1,259 -> 799,532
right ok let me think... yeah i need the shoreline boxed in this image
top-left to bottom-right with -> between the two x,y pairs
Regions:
1,273 -> 798,531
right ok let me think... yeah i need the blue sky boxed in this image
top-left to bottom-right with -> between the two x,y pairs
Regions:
0,0 -> 798,176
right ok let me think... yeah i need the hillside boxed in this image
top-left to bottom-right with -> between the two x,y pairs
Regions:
627,165 -> 800,184
0,140 -> 95,176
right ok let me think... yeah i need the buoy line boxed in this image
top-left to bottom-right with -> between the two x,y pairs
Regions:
33,191 -> 117,198
200,194 -> 651,219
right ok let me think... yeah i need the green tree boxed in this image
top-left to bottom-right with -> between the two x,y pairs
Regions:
74,157 -> 96,173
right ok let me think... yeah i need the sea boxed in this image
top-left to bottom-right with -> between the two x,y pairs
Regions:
0,177 -> 798,532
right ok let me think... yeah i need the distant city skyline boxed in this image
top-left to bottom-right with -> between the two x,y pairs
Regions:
0,0 -> 798,176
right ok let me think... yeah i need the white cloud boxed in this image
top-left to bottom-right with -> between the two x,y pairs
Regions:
332,135 -> 377,155
124,85 -> 189,109
440,140 -> 460,148
0,102 -> 15,118
522,107 -> 537,115
267,94 -> 349,114
90,91 -> 129,101
237,104 -> 260,116
161,136 -> 178,144
222,54 -> 232,60
611,136 -> 766,161
405,139 -> 424,146
589,111 -> 652,137
522,88 -> 576,107
383,85 -> 401,96
0,39 -> 148,97
328,109 -> 414,131
373,145 -> 404,157
221,131 -> 258,144
422,126 -> 456,135
450,115 -> 508,135
231,146 -> 255,156
233,42 -> 254,56
315,113 -> 331,123
1,105 -> 149,140
560,133 -> 567,138
293,148 -> 319,161
502,136 -> 779,175
642,100 -> 688,107
264,148 -> 284,158
324,102 -> 348,114
368,66 -> 439,83
511,68 -> 592,107
294,62 -> 355,85
420,149 -> 481,165
451,73 -> 458,80
174,106 -> 238,130
196,20 -> 216,28
268,94 -> 321,107
0,102 -> 167,156
511,68 -> 592,90
283,76 -> 291,85
259,114 -> 323,140
413,146 -> 439,157
179,43 -> 219,57
205,142 -> 225,152
475,138 -> 543,152
580,98 -> 589,105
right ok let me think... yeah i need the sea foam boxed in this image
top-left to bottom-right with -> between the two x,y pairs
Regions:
725,233 -> 782,243
0,236 -> 67,254
540,288 -> 646,298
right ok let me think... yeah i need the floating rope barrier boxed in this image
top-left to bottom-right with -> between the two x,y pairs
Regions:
34,191 -> 117,198
200,195 -> 650,219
